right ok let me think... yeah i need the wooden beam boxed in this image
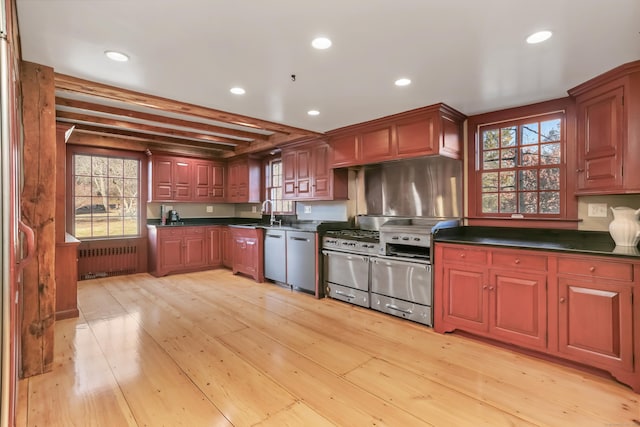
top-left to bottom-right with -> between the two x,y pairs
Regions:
67,131 -> 226,158
54,73 -> 322,137
56,96 -> 271,141
20,61 -> 56,377
56,110 -> 248,147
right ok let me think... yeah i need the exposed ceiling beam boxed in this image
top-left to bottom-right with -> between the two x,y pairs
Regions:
68,123 -> 235,152
56,111 -> 246,147
54,73 -> 322,137
56,96 -> 271,142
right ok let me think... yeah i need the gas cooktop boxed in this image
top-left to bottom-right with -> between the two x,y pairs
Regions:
324,229 -> 380,243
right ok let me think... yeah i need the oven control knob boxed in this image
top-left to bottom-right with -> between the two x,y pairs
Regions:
392,236 -> 399,240
402,237 -> 410,241
414,237 -> 420,241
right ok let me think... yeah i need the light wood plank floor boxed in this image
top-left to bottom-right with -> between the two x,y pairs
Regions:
16,269 -> 639,426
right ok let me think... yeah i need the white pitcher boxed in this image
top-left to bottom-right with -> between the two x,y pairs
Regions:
609,207 -> 640,247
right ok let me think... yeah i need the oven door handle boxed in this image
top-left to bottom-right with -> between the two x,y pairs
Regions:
322,250 -> 369,263
385,304 -> 413,315
373,256 -> 431,270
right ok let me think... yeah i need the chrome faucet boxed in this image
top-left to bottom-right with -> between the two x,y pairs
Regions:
261,199 -> 280,226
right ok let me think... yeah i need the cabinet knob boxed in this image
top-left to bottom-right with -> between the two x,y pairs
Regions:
589,266 -> 596,272
489,286 -> 494,291
460,253 -> 465,258
576,168 -> 584,173
483,285 -> 488,290
560,297 -> 566,303
514,258 -> 520,264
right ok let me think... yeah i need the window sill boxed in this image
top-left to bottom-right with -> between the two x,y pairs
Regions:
465,216 -> 582,230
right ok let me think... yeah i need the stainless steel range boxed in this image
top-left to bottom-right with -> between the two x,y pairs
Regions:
322,229 -> 381,308
323,217 -> 458,326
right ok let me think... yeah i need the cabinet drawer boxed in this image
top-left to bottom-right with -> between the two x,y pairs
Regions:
441,246 -> 487,265
492,252 -> 547,271
158,227 -> 184,237
183,226 -> 205,235
558,258 -> 633,281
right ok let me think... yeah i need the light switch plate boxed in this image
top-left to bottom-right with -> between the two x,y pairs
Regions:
206,206 -> 213,213
304,205 -> 312,214
587,203 -> 608,217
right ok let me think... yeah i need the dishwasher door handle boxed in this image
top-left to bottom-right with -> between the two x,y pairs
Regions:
335,290 -> 356,299
266,234 -> 282,238
290,237 -> 310,242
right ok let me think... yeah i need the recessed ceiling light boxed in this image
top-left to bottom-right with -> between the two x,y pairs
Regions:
307,110 -> 320,116
230,87 -> 246,95
526,30 -> 552,44
311,37 -> 332,50
395,78 -> 411,87
104,50 -> 129,62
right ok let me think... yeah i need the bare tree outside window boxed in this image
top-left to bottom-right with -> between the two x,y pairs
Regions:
479,114 -> 563,216
73,153 -> 140,238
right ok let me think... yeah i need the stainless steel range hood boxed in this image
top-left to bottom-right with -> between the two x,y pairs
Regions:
362,156 -> 462,218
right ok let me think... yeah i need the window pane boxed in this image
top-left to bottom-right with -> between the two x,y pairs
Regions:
541,143 -> 561,165
108,219 -> 124,236
500,127 -> 516,147
124,178 -> 138,197
499,171 -> 516,191
521,123 -> 538,145
92,156 -> 108,176
499,192 -> 516,213
75,176 -> 91,196
483,150 -> 499,170
540,191 -> 560,214
482,194 -> 498,213
519,192 -> 538,213
540,167 -> 560,190
75,155 -> 92,176
519,170 -> 537,190
481,172 -> 498,192
519,145 -> 539,166
541,119 -> 561,142
124,159 -> 139,178
109,158 -> 123,177
500,148 -> 516,168
483,129 -> 499,150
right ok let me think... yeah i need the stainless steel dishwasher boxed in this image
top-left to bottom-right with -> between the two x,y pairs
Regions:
286,230 -> 316,293
264,228 -> 286,283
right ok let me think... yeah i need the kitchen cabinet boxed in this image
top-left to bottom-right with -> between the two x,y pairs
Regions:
434,242 -> 640,392
55,234 -> 80,320
231,227 -> 264,282
148,226 -> 207,276
226,156 -> 261,203
149,155 -> 193,201
556,257 -> 634,374
569,60 -> 640,194
439,245 -> 547,350
282,139 -> 348,201
327,103 -> 466,168
194,160 -> 225,202
206,226 -> 222,267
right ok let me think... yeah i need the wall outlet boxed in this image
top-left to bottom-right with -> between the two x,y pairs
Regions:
587,203 -> 608,217
304,205 -> 312,214
252,206 -> 257,213
206,205 -> 213,213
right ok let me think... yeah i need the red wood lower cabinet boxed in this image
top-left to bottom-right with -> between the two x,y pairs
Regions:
230,227 -> 264,282
148,226 -> 210,277
434,242 -> 640,392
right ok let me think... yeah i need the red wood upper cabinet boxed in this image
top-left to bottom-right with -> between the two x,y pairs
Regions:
568,60 -> 640,194
226,157 -> 261,203
149,155 -> 193,202
327,103 -> 465,168
194,160 -> 225,202
281,139 -> 348,201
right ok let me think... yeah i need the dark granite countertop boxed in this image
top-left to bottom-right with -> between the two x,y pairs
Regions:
433,226 -> 640,259
147,217 -> 261,227
147,218 -> 351,233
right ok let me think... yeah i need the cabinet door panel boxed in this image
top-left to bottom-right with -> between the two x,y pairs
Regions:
312,144 -> 331,199
183,235 -> 206,268
207,227 -> 222,267
361,127 -> 393,163
558,277 -> 633,372
159,237 -> 183,272
330,134 -> 359,167
442,265 -> 488,332
396,116 -> 435,157
490,270 -> 547,349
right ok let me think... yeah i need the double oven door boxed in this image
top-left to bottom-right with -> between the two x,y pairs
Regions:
370,256 -> 433,326
323,250 -> 371,308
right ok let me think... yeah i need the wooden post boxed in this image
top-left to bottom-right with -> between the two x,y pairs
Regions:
20,61 -> 56,377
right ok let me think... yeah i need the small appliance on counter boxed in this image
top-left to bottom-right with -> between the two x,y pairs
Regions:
167,209 -> 180,224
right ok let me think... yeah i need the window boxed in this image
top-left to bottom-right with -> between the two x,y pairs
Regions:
265,158 -> 293,213
466,97 -> 577,224
70,151 -> 142,238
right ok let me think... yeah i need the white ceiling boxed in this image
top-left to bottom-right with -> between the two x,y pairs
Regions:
16,0 -> 640,133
